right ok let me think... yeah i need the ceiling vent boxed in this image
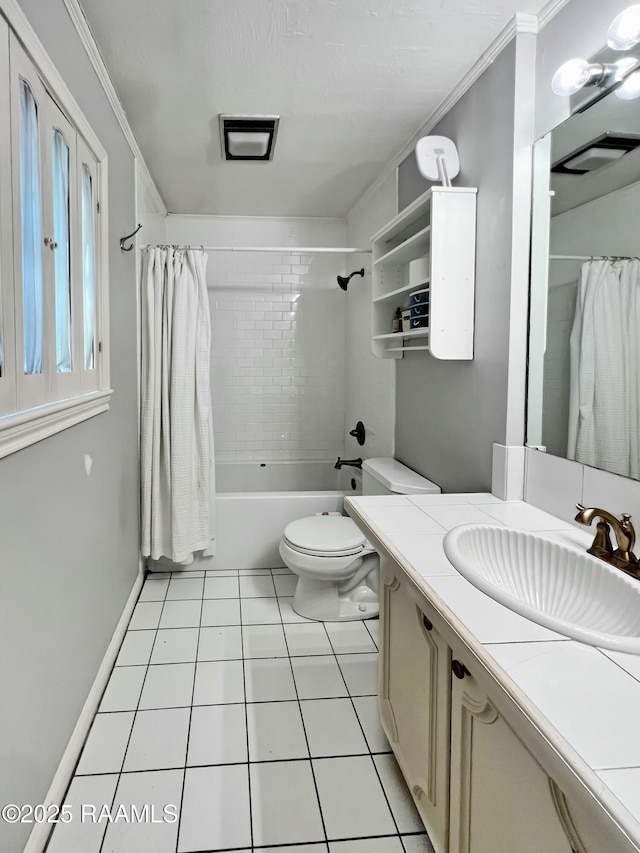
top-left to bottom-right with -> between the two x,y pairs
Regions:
552,132 -> 640,174
219,115 -> 280,161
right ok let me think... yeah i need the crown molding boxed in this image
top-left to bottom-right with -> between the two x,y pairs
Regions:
61,0 -> 166,215
348,13 -> 539,217
166,213 -> 346,224
536,0 -> 573,30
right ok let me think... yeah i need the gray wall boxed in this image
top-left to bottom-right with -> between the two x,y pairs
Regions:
345,173 -> 397,461
394,41 -> 517,492
0,3 -> 139,850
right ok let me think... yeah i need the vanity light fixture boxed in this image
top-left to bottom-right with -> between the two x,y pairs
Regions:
551,56 -> 637,96
616,67 -> 640,98
551,59 -> 609,96
608,4 -> 640,51
219,115 -> 280,161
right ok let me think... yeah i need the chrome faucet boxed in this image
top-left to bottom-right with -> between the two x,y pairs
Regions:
574,504 -> 640,579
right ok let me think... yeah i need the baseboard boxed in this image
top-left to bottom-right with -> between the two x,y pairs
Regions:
23,570 -> 144,853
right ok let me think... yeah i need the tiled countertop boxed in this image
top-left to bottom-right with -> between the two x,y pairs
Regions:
345,492 -> 640,846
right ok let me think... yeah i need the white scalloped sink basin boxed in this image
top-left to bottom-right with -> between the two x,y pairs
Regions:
443,524 -> 640,654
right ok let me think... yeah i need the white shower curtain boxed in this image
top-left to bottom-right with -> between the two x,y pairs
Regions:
567,258 -> 640,478
140,247 -> 215,563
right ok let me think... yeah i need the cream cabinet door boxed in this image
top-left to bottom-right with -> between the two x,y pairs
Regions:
449,656 -> 579,853
379,559 -> 451,853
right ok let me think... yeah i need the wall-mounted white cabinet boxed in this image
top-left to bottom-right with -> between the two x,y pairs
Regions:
371,186 -> 477,359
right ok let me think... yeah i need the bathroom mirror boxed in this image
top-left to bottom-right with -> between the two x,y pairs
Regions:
527,47 -> 640,480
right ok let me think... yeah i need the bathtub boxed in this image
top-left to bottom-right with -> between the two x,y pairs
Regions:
215,460 -> 355,493
206,460 -> 361,570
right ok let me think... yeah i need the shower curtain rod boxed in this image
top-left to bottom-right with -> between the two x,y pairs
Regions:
550,254 -> 640,261
143,245 -> 371,254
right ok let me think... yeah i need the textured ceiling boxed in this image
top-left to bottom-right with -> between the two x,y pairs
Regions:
78,0 -> 548,217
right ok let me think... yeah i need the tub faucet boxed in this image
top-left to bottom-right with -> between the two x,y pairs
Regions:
335,457 -> 362,470
575,503 -> 640,579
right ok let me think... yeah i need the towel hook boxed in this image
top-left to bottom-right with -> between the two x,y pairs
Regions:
120,223 -> 142,253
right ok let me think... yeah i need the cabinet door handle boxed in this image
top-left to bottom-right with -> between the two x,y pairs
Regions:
452,659 -> 470,680
422,614 -> 433,631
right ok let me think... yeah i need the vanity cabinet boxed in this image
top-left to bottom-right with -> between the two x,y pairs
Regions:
379,558 -> 628,853
448,651 -> 578,853
379,557 -> 451,852
370,186 -> 476,359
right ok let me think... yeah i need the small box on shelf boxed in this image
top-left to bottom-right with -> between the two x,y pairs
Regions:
410,287 -> 429,306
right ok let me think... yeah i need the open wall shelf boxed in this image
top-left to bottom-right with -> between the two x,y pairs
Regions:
372,279 -> 430,305
371,186 -> 477,359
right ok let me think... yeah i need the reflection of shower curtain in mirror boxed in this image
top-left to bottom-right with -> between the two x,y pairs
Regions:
568,259 -> 640,478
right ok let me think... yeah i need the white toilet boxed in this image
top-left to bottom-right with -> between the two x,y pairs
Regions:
278,457 -> 440,621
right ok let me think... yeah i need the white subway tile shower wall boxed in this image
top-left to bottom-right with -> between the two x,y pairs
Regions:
209,251 -> 346,461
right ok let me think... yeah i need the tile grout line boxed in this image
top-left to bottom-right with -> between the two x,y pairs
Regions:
74,747 -> 400,776
174,574 -> 206,853
45,573 -> 166,850
96,571 -> 170,853
329,619 -> 391,765
239,578 -> 255,852
274,571 -> 329,849
323,624 -> 379,758
53,569 -> 426,852
363,617 -> 380,651
323,619 -> 406,845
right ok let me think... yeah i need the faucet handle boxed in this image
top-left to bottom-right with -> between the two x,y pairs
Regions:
618,513 -> 636,554
588,520 -> 614,559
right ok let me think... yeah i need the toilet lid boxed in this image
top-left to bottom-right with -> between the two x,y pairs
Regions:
283,516 -> 366,557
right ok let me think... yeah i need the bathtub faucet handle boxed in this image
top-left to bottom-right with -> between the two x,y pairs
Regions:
349,421 -> 366,446
335,457 -> 363,470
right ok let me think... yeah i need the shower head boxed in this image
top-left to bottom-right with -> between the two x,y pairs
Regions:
337,268 -> 365,291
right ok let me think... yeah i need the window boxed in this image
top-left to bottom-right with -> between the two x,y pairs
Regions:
18,77 -> 43,379
0,22 -> 110,456
81,161 -> 95,372
52,127 -> 72,374
0,17 -> 14,416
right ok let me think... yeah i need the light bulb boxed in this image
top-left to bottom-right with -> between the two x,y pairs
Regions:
608,4 -> 640,50
551,58 -> 593,96
616,67 -> 640,98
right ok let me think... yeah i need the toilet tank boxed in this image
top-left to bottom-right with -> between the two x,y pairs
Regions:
361,458 -> 441,496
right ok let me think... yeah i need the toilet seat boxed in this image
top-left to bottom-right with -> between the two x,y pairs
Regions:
283,516 -> 366,558
279,515 -> 379,621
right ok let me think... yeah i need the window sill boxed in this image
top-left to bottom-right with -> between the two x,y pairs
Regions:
0,388 -> 113,458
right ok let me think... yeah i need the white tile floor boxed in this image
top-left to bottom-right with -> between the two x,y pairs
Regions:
47,568 -> 436,853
